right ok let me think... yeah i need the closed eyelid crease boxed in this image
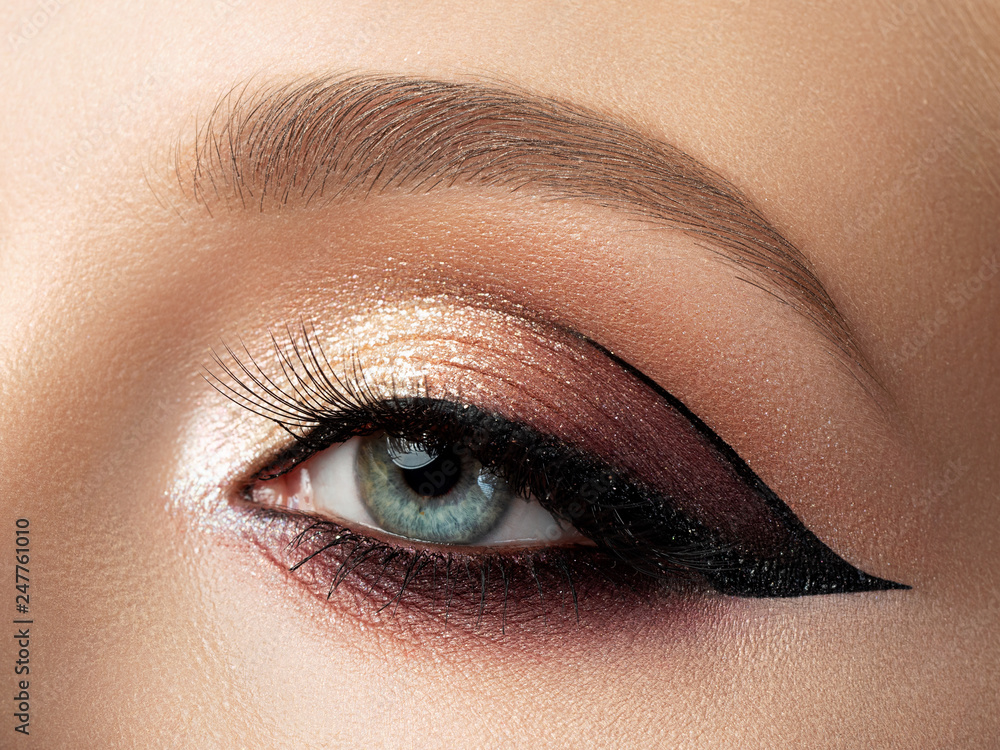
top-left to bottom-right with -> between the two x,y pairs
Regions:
164,73 -> 883,397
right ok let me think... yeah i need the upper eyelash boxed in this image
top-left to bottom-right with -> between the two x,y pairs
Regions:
208,325 -> 392,436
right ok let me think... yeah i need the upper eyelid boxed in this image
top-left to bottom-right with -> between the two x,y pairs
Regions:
161,73 -> 879,394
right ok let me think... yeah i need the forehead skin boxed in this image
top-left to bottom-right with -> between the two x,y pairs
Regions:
1,1 -> 998,748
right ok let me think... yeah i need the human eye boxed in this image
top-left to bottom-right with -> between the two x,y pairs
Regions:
259,428 -> 589,549
209,316 -> 907,632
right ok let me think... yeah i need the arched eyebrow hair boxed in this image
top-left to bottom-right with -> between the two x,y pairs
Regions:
172,73 -> 878,390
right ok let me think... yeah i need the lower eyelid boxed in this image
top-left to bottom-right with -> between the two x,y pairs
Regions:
235,501 -> 717,635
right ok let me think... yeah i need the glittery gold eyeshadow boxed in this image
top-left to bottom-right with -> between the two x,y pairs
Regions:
211,310 -> 907,630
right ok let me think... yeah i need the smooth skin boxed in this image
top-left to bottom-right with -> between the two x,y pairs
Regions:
1,1 -> 998,747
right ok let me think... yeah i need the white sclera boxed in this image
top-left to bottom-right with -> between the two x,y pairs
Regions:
307,436 -> 380,531
305,436 -> 583,547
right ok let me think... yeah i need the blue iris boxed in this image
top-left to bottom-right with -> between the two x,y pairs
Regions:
357,435 -> 512,544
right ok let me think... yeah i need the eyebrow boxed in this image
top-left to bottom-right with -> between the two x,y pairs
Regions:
171,74 -> 877,388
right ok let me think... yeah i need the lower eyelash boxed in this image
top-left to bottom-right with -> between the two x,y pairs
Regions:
243,504 -> 710,633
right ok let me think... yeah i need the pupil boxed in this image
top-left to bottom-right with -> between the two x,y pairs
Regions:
399,444 -> 462,497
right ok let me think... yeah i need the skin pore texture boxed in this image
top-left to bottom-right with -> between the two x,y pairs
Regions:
1,1 -> 999,747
